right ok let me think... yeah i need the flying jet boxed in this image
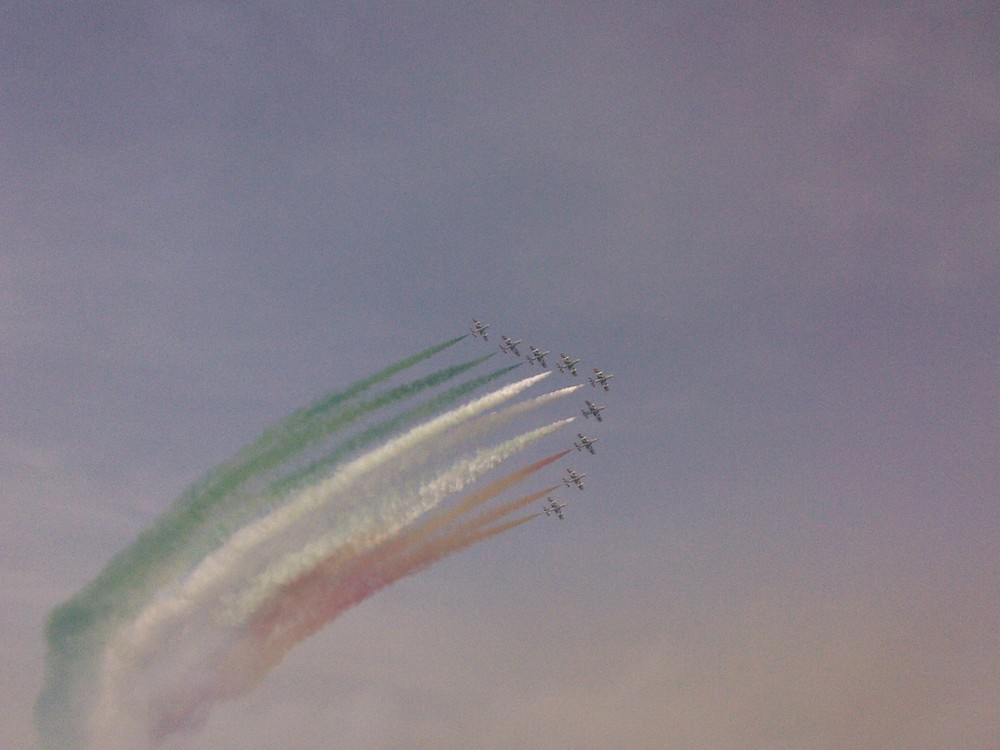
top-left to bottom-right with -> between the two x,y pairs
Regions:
543,496 -> 567,520
526,346 -> 550,368
588,368 -> 614,391
471,319 -> 492,340
581,399 -> 605,421
574,433 -> 598,454
557,353 -> 581,376
499,335 -> 522,356
563,468 -> 587,490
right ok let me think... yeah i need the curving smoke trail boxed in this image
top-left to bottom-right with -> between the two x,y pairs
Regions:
225,421 -> 575,626
38,340 -> 490,749
143,455 -> 571,741
99,413 -> 572,711
37,337 -> 591,750
45,338 -> 471,643
148,372 -> 552,625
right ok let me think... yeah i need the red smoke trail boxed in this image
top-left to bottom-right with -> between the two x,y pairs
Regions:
171,451 -> 571,722
384,450 -> 570,552
248,450 -> 569,651
449,483 -> 562,537
148,500 -> 547,743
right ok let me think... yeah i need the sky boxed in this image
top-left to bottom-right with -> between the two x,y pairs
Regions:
3,2 -> 998,748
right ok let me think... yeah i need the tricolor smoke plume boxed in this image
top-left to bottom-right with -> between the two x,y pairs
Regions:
37,337 -> 589,750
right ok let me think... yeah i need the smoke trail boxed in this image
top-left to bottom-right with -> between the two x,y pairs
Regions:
414,456 -> 568,535
225,432 -> 573,625
445,485 -> 560,541
110,417 -> 566,688
404,483 -> 562,553
200,357 -> 512,542
191,355 -> 506,547
411,511 -> 541,569
230,354 -> 496,497
263,362 -> 522,499
38,344 -> 485,750
290,336 -> 467,425
117,454 -> 569,745
246,454 -> 569,658
397,384 -> 580,473
159,372 -> 549,613
38,337 -> 596,750
186,335 -> 469,502
156,494 -> 540,746
163,479 -> 565,737
89,376 -> 562,739
43,341 -> 477,650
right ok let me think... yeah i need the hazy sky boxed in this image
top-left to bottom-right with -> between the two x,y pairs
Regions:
4,3 -> 998,748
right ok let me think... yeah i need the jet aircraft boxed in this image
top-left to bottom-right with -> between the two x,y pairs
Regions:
588,368 -> 614,391
526,346 -> 550,368
574,433 -> 598,454
543,496 -> 567,519
563,468 -> 587,490
581,400 -> 605,421
557,353 -> 581,376
471,319 -> 492,340
499,335 -> 522,356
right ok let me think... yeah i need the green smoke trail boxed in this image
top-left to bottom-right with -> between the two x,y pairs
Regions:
192,355 -> 506,543
45,341 -> 475,646
168,335 -> 468,533
266,362 -> 523,499
217,335 -> 467,465
37,337 -> 473,750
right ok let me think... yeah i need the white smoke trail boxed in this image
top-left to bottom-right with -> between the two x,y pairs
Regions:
128,372 -> 549,640
176,371 -> 550,600
91,372 -> 552,744
236,385 -> 582,591
223,417 -> 574,624
394,383 -> 581,467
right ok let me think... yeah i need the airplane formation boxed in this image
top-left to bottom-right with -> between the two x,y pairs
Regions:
470,318 -> 616,522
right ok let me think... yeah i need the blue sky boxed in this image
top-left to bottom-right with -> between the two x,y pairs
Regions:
4,3 -> 998,748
